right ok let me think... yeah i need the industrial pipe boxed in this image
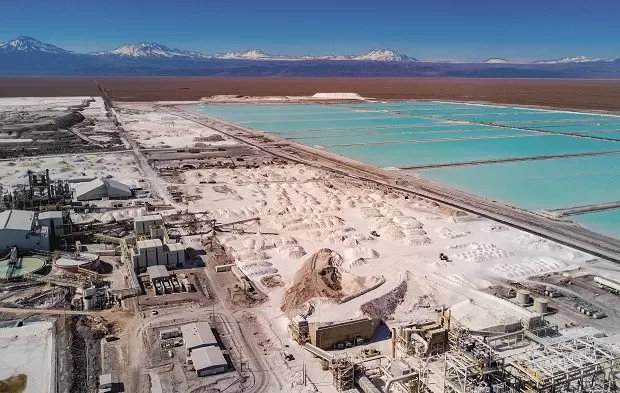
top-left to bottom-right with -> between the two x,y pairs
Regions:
385,373 -> 416,392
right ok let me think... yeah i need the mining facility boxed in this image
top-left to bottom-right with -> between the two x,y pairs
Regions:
289,307 -> 620,393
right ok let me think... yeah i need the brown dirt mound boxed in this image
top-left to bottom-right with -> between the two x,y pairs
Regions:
0,374 -> 27,393
281,248 -> 343,312
361,280 -> 408,319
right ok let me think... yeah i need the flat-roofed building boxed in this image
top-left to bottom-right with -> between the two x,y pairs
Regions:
181,322 -> 218,353
191,346 -> 228,377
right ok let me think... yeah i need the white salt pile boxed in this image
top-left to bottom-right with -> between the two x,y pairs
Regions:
492,256 -> 571,278
453,243 -> 514,263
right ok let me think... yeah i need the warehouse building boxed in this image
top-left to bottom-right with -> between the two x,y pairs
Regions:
181,322 -> 218,353
190,346 -> 229,377
309,317 -> 380,350
131,239 -> 185,269
74,178 -> 132,201
0,209 -> 58,252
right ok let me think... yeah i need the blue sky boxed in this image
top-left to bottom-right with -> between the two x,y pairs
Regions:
1,0 -> 619,61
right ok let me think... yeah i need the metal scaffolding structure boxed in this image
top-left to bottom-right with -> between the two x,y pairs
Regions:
387,322 -> 619,393
332,355 -> 355,392
505,335 -> 620,392
1,169 -> 73,210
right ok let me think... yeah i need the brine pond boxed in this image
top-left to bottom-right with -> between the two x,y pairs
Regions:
188,101 -> 620,239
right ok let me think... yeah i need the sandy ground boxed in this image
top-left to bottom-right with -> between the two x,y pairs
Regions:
115,102 -> 235,149
178,163 -> 607,325
4,77 -> 620,112
0,321 -> 54,393
0,152 -> 142,188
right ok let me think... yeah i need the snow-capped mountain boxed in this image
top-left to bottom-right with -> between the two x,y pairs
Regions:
92,42 -> 206,58
215,49 -> 272,59
484,58 -> 510,64
349,49 -> 416,62
535,56 -> 605,64
0,36 -> 71,54
211,48 -> 417,62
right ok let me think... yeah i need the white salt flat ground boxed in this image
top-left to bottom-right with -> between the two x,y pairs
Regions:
0,321 -> 54,393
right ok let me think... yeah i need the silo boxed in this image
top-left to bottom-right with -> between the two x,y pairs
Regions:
516,290 -> 530,305
533,298 -> 548,314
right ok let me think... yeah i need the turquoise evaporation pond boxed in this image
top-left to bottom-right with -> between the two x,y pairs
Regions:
572,210 -> 620,240
291,128 -> 536,147
415,153 -> 620,211
579,131 -> 620,140
277,124 -> 523,139
188,101 -> 620,238
243,116 -> 442,132
326,135 -> 619,167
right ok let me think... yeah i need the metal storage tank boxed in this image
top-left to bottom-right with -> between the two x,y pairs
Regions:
533,298 -> 548,313
516,290 -> 530,305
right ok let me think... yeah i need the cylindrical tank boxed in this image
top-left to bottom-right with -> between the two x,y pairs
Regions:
533,298 -> 548,313
516,290 -> 530,305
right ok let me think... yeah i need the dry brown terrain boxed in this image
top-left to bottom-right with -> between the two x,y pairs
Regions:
2,77 -> 620,112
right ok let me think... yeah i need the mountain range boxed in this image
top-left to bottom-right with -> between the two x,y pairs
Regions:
1,36 -> 619,77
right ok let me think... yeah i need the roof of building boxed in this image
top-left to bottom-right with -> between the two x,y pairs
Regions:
74,178 -> 132,199
0,210 -> 34,231
191,346 -> 227,371
99,374 -> 112,386
165,243 -> 185,252
136,239 -> 163,250
135,214 -> 163,222
38,211 -> 63,221
181,322 -> 218,350
147,265 -> 170,280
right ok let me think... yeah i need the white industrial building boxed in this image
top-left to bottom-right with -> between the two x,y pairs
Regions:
181,322 -> 218,353
0,209 -> 60,252
74,178 -> 132,201
131,239 -> 185,269
191,346 -> 228,377
134,214 -> 164,236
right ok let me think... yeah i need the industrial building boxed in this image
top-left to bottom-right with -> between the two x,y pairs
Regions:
190,346 -> 229,377
181,322 -> 218,353
134,214 -> 164,236
74,178 -> 132,201
308,317 -> 379,350
38,211 -> 66,237
299,308 -> 620,393
131,239 -> 185,269
0,209 -> 63,252
159,327 -> 182,340
98,374 -> 112,393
